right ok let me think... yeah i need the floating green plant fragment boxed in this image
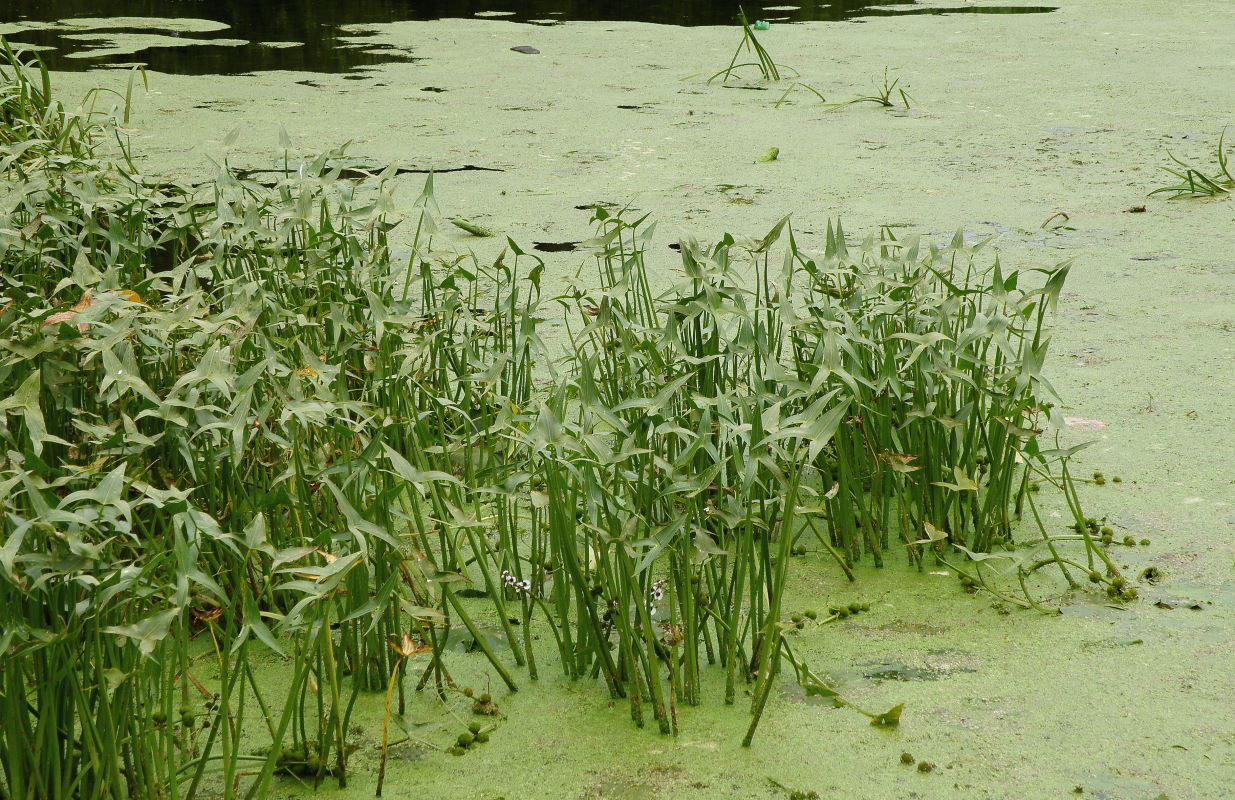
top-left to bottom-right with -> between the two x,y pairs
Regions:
450,217 -> 496,236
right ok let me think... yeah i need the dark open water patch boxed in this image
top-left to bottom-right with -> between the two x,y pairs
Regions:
0,0 -> 1056,75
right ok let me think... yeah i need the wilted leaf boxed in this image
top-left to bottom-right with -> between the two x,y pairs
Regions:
879,452 -> 922,474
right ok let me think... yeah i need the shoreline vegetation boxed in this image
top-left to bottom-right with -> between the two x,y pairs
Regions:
0,42 -> 1135,800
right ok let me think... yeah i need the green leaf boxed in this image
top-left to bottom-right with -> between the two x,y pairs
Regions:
931,466 -> 979,492
105,608 -> 180,657
383,444 -> 461,487
953,544 -> 1020,563
0,372 -> 49,455
915,521 -> 948,544
236,596 -> 284,657
869,703 -> 903,727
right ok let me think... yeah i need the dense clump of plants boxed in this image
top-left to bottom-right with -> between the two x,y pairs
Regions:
0,45 -> 1127,800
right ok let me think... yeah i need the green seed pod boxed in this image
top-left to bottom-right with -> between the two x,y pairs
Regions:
468,721 -> 482,735
837,608 -> 850,619
463,687 -> 474,698
1088,571 -> 1102,583
152,711 -> 167,725
480,693 -> 492,704
1139,538 -> 1150,546
917,761 -> 934,773
900,752 -> 915,765
859,603 -> 870,612
457,732 -> 475,747
1122,536 -> 1136,547
1112,476 -> 1122,483
847,602 -> 862,614
447,746 -> 465,756
1100,527 -> 1113,535
803,609 -> 818,620
474,732 -> 490,743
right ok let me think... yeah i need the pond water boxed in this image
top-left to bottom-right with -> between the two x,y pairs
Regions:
1,0 -> 1055,74
3,0 -> 1233,798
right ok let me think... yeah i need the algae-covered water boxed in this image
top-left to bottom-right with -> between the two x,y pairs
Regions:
7,0 -> 1234,797
0,0 -> 1057,73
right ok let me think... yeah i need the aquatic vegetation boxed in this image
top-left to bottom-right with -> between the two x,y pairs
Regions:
702,10 -> 832,110
710,8 -> 786,83
1150,129 -> 1234,198
0,43 -> 1121,800
826,67 -> 913,111
771,81 -> 829,108
449,217 -> 496,237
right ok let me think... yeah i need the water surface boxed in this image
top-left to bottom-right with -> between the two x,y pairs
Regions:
1,0 -> 1055,74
